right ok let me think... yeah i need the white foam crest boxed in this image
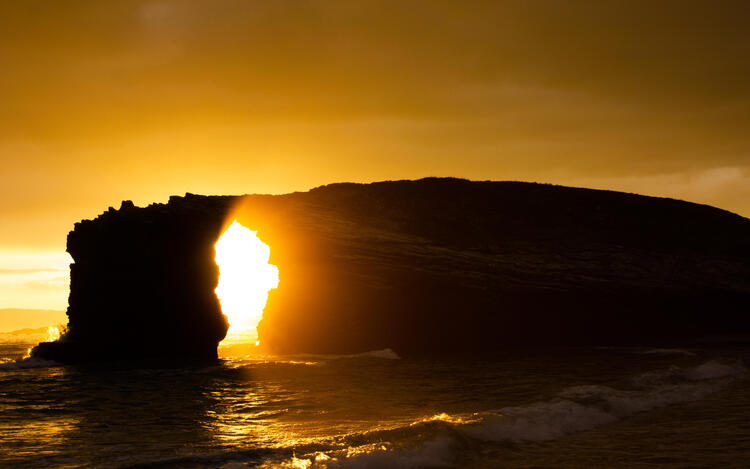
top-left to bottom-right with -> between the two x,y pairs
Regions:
633,360 -> 745,386
325,359 -> 747,455
465,360 -> 745,442
464,400 -> 615,441
641,348 -> 696,357
684,360 -> 744,380
265,437 -> 454,469
358,349 -> 401,360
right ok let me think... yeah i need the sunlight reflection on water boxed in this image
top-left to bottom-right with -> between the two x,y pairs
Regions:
1,345 -> 749,468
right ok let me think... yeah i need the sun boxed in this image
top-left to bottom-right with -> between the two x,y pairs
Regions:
214,221 -> 279,340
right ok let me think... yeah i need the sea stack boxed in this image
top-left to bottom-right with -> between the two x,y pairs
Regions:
32,195 -> 234,363
33,178 -> 750,363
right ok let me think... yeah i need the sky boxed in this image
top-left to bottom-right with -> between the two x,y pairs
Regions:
1,1 -> 749,324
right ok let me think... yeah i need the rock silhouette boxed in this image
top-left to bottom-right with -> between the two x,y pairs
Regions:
33,178 -> 750,363
32,195 -> 234,363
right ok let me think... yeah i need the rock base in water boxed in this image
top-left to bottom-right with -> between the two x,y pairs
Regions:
34,178 -> 750,362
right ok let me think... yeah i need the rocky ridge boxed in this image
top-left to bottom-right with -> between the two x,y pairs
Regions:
33,178 -> 750,362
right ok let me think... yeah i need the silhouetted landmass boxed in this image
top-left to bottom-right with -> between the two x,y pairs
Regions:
33,178 -> 750,363
33,196 -> 234,364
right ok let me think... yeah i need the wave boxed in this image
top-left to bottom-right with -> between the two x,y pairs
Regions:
466,363 -> 742,443
287,348 -> 401,361
340,348 -> 401,360
259,359 -> 746,468
641,348 -> 696,357
0,357 -> 61,370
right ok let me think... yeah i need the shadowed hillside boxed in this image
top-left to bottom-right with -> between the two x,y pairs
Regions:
33,178 -> 750,363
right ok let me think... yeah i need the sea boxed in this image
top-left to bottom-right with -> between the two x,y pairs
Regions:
1,333 -> 749,468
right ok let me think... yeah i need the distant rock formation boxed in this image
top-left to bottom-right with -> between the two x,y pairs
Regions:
33,195 -> 234,364
33,178 -> 750,363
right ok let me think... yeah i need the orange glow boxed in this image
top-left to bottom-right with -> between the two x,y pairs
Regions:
3,2 -> 750,325
46,326 -> 61,342
214,221 -> 279,340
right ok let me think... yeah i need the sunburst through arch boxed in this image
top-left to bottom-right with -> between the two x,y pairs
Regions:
214,220 -> 279,344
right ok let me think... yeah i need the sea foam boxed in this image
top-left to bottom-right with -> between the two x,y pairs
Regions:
265,359 -> 746,468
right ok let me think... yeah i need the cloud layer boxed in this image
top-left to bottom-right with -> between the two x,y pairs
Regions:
0,0 -> 748,254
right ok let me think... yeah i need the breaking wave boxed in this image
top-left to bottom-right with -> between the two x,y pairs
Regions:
641,348 -> 696,357
260,359 -> 746,468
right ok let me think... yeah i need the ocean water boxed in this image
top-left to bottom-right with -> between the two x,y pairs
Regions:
1,340 -> 749,468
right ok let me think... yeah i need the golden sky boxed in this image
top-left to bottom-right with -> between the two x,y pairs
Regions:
1,1 -> 749,320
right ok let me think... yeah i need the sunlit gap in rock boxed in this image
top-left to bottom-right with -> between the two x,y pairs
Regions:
214,221 -> 279,346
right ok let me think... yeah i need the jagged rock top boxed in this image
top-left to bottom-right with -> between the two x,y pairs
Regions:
33,178 -> 750,362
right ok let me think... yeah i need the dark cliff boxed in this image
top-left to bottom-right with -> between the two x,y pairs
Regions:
33,195 -> 234,363
33,178 -> 750,362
